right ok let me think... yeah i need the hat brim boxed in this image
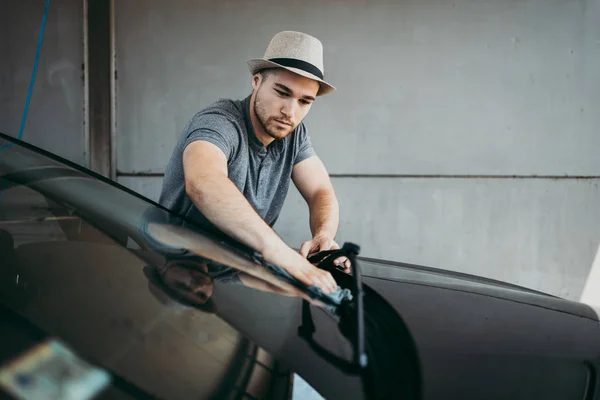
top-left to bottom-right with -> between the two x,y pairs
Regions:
247,59 -> 336,96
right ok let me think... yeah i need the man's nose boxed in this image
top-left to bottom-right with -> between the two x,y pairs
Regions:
281,99 -> 296,119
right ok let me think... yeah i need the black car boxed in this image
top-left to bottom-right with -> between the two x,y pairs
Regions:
1,131 -> 599,400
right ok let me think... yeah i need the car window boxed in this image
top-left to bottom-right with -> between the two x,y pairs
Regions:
1,133 -> 426,400
0,135 -> 301,400
0,185 -> 69,246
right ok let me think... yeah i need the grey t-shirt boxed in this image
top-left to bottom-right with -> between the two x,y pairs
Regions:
158,95 -> 316,237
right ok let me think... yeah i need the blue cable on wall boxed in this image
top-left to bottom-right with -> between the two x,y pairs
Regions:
0,0 -> 50,204
0,0 -> 51,151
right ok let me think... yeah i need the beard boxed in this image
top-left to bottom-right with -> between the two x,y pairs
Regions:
253,87 -> 295,141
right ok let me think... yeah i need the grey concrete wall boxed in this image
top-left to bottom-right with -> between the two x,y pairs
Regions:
116,176 -> 600,300
114,0 -> 600,300
0,0 -> 85,165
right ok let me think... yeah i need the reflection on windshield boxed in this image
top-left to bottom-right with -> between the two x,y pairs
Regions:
0,132 -> 332,311
144,259 -> 215,309
141,219 -> 328,309
0,134 -> 301,400
0,133 -> 425,400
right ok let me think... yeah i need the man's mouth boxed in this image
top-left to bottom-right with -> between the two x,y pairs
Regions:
273,119 -> 292,127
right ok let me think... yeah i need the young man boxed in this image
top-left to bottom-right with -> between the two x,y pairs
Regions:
159,31 -> 346,294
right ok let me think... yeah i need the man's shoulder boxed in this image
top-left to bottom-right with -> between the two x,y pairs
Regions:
176,98 -> 248,154
189,98 -> 245,126
175,98 -> 242,141
288,121 -> 315,161
292,121 -> 310,144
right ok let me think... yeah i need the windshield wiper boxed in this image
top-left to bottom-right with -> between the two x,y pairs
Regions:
303,242 -> 368,370
304,244 -> 423,400
253,242 -> 421,399
251,242 -> 368,371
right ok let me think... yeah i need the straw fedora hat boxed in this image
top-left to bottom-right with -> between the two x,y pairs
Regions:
247,31 -> 336,96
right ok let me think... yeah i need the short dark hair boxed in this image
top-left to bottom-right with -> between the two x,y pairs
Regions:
258,67 -> 282,80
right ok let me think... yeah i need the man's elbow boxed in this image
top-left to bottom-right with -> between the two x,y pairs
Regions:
185,175 -> 210,204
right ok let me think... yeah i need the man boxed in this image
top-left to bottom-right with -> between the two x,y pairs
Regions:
158,31 -> 346,294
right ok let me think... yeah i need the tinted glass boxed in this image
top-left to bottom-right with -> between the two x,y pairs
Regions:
0,135 -> 302,399
1,133 -> 414,400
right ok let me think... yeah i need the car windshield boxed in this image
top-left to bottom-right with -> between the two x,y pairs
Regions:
0,133 -> 329,303
0,133 -> 358,399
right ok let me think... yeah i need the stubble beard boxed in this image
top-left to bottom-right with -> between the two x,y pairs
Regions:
253,87 -> 294,141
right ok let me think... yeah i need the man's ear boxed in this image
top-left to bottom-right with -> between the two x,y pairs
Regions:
251,74 -> 262,90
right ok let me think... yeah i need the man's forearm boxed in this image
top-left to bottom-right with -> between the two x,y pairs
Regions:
186,174 -> 284,254
180,142 -> 337,293
308,188 -> 340,240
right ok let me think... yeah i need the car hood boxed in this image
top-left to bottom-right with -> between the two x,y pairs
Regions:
356,256 -> 599,321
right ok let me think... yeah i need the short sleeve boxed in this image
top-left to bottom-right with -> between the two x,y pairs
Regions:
294,123 -> 317,165
183,113 -> 239,161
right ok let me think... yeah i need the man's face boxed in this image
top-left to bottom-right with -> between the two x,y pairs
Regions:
252,68 -> 320,141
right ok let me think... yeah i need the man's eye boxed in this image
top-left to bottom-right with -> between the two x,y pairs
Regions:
275,90 -> 287,97
300,100 -> 311,106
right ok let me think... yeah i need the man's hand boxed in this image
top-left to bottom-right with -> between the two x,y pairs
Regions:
300,234 -> 351,272
263,242 -> 338,293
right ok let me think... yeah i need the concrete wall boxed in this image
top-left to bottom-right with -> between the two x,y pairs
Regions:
114,0 -> 600,176
113,0 -> 600,300
0,0 -> 85,165
3,0 -> 597,300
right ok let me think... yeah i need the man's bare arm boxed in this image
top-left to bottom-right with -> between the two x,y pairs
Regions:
183,141 -> 337,292
292,156 -> 349,269
293,156 -> 339,239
